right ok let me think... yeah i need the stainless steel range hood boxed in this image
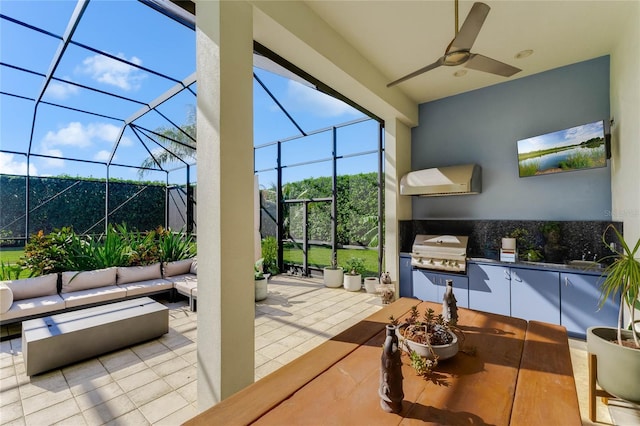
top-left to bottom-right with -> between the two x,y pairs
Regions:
400,164 -> 481,196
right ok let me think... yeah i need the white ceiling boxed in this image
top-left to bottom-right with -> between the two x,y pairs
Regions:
304,0 -> 636,104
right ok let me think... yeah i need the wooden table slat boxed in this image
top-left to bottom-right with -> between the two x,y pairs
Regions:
510,320 -> 582,426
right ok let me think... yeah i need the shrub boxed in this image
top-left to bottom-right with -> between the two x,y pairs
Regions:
344,256 -> 365,275
20,227 -> 76,275
158,226 -> 196,262
261,236 -> 279,275
19,224 -> 197,273
0,261 -> 31,280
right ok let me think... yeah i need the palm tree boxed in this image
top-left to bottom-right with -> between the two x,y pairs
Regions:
137,105 -> 196,177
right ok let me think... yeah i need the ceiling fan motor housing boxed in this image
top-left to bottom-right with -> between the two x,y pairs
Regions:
444,50 -> 471,66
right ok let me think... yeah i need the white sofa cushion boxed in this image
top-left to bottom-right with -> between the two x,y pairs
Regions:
3,274 -> 58,301
118,278 -> 173,297
117,263 -> 162,285
0,294 -> 65,322
0,283 -> 13,313
60,285 -> 127,308
190,259 -> 197,275
61,267 -> 117,293
163,259 -> 193,277
166,274 -> 198,297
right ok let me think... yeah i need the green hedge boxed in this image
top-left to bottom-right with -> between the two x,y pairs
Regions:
261,172 -> 381,246
0,175 -> 165,240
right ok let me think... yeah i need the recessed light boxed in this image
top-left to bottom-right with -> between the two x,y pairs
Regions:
515,49 -> 534,59
453,69 -> 467,77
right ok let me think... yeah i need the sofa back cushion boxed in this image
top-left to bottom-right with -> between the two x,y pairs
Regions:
3,273 -> 58,301
163,259 -> 193,277
190,259 -> 197,275
117,263 -> 162,285
61,267 -> 117,293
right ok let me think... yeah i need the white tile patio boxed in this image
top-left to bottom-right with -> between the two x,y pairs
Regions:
0,275 -> 634,425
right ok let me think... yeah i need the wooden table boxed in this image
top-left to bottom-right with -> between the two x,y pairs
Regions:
186,298 -> 581,425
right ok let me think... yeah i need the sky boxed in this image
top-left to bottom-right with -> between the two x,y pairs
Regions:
517,120 -> 605,154
0,0 -> 380,187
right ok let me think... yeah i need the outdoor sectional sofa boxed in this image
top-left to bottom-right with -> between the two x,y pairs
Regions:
0,258 -> 198,327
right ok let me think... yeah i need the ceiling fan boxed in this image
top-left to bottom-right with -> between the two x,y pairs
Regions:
387,0 -> 521,87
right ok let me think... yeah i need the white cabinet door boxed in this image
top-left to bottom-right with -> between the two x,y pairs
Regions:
560,272 -> 619,338
468,263 -> 511,316
511,268 -> 560,324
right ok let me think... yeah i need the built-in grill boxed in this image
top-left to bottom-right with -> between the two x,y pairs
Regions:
411,234 -> 469,274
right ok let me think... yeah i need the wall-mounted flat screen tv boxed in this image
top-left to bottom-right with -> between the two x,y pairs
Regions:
517,120 -> 607,177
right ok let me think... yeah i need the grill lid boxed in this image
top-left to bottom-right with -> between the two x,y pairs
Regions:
411,234 -> 469,273
412,235 -> 468,256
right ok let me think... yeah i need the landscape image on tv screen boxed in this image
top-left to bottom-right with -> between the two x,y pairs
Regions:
517,120 -> 607,177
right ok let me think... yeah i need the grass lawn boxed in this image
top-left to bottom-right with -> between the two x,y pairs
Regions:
0,247 -> 33,279
0,247 -> 24,264
283,244 -> 379,276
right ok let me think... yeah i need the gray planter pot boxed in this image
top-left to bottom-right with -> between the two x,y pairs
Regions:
323,267 -> 344,288
343,274 -> 362,292
255,278 -> 267,301
364,277 -> 379,293
587,326 -> 640,403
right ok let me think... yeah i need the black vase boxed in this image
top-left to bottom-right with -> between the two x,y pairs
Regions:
379,324 -> 404,413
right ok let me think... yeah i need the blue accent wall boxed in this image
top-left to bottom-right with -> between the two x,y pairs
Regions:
411,56 -> 611,220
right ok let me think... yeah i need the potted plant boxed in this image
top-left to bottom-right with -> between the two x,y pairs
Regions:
395,306 -> 459,361
254,258 -> 268,301
323,252 -> 343,288
343,256 -> 365,292
587,224 -> 640,404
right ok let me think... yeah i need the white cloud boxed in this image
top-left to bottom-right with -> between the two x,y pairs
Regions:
0,153 -> 38,175
43,122 -> 92,148
119,135 -> 133,147
46,80 -> 79,100
42,122 -> 122,149
286,80 -> 359,118
94,150 -> 112,162
40,148 -> 65,168
77,53 -> 146,91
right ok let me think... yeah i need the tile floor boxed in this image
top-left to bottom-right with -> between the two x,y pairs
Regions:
0,275 -> 636,425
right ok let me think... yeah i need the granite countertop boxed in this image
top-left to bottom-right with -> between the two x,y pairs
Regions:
400,252 -> 607,275
466,257 -> 606,275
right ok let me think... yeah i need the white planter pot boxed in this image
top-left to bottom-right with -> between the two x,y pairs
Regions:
323,267 -> 344,288
396,325 -> 459,361
343,274 -> 362,292
255,278 -> 267,301
587,326 -> 640,403
364,277 -> 379,293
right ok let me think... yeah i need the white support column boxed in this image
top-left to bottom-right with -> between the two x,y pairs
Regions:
195,0 -> 255,409
384,118 -> 412,286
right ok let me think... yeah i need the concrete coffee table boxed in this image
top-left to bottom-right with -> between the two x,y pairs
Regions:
22,297 -> 169,376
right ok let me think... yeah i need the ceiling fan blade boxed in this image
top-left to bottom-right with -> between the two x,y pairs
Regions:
450,2 -> 490,52
387,58 -> 444,87
465,53 -> 521,77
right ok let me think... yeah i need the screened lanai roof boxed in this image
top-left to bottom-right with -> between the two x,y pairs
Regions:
0,0 -> 198,181
1,0 -> 373,183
